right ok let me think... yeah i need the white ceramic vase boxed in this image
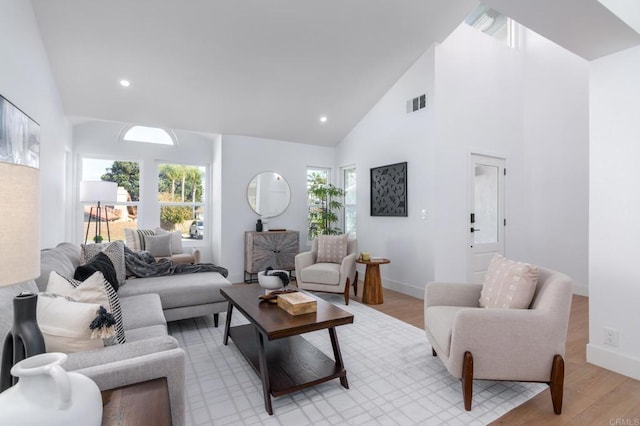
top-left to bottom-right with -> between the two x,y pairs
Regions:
0,352 -> 103,425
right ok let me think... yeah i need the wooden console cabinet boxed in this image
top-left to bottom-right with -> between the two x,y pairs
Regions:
244,230 -> 299,283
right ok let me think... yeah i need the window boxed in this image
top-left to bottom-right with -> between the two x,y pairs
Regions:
307,168 -> 329,240
343,167 -> 356,238
122,125 -> 175,145
465,5 -> 521,49
81,158 -> 140,242
158,163 -> 207,240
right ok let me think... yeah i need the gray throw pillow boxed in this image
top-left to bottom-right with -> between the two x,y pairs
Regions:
144,233 -> 173,258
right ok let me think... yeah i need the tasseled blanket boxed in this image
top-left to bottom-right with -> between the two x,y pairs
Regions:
123,246 -> 229,279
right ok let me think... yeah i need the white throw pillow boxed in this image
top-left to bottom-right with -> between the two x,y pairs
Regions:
36,293 -> 104,353
479,255 -> 539,309
155,228 -> 184,254
144,233 -> 173,257
47,271 -> 125,346
316,235 -> 348,264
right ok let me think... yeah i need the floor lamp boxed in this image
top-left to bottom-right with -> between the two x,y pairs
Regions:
0,162 -> 45,391
80,181 -> 118,244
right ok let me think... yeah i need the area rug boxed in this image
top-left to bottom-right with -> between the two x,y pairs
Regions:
168,294 -> 546,425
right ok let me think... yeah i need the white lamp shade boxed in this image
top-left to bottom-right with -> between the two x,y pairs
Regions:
0,163 -> 40,287
79,181 -> 118,204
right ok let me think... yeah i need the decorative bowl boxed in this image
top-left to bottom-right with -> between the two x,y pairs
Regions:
257,270 -> 289,290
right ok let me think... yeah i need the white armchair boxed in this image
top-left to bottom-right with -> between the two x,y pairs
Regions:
424,266 -> 573,414
295,237 -> 358,304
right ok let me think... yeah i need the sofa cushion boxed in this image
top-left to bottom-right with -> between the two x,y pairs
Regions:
119,294 -> 166,330
118,272 -> 229,310
155,228 -> 184,254
81,241 -> 126,288
425,306 -> 471,357
479,255 -> 539,309
37,248 -> 75,292
316,235 -> 348,264
144,234 -> 172,258
74,252 -> 119,291
125,325 -> 169,342
36,292 -> 105,353
300,262 -> 341,285
47,271 -> 125,346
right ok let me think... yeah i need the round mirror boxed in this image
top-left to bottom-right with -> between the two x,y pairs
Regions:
247,172 -> 291,217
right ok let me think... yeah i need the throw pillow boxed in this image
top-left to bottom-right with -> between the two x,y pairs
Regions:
125,228 -> 156,251
47,271 -> 126,345
155,228 -> 184,254
479,255 -> 539,309
36,292 -> 106,353
144,233 -> 173,258
316,235 -> 348,264
74,251 -> 119,291
81,240 -> 126,288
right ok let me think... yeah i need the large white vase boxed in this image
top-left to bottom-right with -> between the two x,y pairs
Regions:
0,352 -> 102,425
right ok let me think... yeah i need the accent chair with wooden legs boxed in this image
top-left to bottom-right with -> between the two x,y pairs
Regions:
423,262 -> 573,414
295,236 -> 358,304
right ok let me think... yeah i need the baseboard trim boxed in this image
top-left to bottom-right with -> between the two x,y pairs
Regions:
587,343 -> 640,381
381,279 -> 424,299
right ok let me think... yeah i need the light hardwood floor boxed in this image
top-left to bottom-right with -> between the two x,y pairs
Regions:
349,283 -> 640,424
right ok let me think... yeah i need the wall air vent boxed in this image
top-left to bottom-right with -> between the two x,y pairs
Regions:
406,94 -> 426,114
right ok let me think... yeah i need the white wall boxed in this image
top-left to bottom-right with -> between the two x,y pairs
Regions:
337,47 -> 436,298
433,24 -> 526,283
220,135 -> 335,283
0,0 -> 71,248
336,23 -> 590,298
73,121 -> 217,261
521,29 -> 590,295
588,45 -> 640,380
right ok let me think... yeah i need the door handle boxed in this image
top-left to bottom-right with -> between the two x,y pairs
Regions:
470,228 -> 481,233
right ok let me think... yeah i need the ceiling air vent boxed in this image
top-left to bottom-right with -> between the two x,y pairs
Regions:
406,94 -> 426,114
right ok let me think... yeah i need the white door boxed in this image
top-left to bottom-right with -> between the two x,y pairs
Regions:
468,154 -> 505,283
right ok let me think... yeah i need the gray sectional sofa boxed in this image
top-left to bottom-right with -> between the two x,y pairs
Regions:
0,242 -> 232,426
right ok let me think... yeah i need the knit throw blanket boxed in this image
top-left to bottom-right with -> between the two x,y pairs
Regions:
124,246 -> 229,278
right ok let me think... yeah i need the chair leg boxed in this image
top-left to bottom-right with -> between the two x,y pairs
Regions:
462,351 -> 473,411
432,348 -> 437,357
344,277 -> 350,305
353,271 -> 358,296
549,354 -> 564,415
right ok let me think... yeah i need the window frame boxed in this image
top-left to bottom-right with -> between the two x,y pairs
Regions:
341,165 -> 356,238
306,167 -> 331,243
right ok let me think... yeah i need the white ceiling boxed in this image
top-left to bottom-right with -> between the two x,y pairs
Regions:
30,0 -> 640,146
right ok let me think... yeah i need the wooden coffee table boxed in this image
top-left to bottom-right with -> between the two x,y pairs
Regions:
220,285 -> 354,415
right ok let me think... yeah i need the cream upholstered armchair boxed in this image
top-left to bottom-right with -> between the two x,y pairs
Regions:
424,258 -> 573,414
295,236 -> 358,304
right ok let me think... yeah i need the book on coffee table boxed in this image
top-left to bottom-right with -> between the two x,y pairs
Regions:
277,292 -> 317,315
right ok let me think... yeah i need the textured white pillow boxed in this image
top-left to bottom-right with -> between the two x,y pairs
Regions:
479,255 -> 539,309
316,235 -> 348,264
47,271 -> 125,346
36,293 -> 104,353
155,228 -> 184,254
144,233 -> 173,257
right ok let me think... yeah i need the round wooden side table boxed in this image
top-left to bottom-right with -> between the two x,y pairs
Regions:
356,258 -> 390,305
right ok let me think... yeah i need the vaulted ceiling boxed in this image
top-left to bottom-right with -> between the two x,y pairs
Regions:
30,0 -> 640,146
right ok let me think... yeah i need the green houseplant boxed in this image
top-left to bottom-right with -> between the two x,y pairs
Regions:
307,174 -> 344,239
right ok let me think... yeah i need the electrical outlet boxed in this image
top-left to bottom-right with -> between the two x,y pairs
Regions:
604,327 -> 619,347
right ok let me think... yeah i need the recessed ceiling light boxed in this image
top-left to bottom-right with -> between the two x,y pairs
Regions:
320,116 -> 327,123
119,79 -> 131,87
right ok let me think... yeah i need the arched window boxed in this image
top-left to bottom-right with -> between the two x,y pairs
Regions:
122,125 -> 176,145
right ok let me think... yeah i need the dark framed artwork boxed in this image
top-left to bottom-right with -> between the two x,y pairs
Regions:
370,161 -> 407,216
0,94 -> 40,168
